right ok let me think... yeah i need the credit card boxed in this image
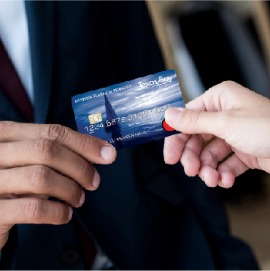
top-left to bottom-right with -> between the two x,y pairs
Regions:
72,70 -> 185,149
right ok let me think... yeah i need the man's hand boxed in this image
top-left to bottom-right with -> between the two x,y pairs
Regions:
163,81 -> 270,188
0,121 -> 116,249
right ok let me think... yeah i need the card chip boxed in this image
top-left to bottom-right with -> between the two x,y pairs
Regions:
88,113 -> 102,124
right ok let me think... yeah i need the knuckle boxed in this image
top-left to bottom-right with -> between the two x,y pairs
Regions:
25,199 -> 45,222
221,80 -> 235,86
35,139 -> 56,160
185,110 -> 203,127
73,133 -> 97,152
30,165 -> 51,190
201,150 -> 216,165
78,161 -> 91,180
219,80 -> 238,91
79,135 -> 93,150
42,124 -> 68,142
207,80 -> 238,98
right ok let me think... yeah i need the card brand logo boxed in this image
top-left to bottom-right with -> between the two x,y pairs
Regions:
138,76 -> 172,89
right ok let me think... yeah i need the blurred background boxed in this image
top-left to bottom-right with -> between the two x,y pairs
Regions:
147,1 -> 270,269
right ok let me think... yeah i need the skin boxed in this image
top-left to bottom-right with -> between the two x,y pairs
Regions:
164,81 -> 270,189
0,122 -> 117,249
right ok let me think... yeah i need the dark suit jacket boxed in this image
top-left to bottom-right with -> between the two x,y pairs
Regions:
0,1 -> 258,270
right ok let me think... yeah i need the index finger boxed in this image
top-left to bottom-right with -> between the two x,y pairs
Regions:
0,122 -> 116,164
186,81 -> 245,112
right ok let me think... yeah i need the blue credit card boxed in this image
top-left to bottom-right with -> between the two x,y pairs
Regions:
72,70 -> 185,149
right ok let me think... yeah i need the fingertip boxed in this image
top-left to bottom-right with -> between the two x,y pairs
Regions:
218,172 -> 235,188
163,149 -> 180,165
163,135 -> 182,165
58,206 -> 73,225
204,180 -> 218,188
184,166 -> 199,177
164,156 -> 177,165
78,191 -> 85,207
100,144 -> 117,164
199,166 -> 219,188
165,107 -> 183,127
68,207 -> 73,221
90,170 -> 101,191
182,156 -> 200,177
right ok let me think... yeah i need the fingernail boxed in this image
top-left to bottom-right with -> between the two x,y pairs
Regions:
68,207 -> 73,221
92,170 -> 100,189
165,108 -> 183,124
221,177 -> 231,188
101,145 -> 116,162
78,192 -> 85,206
200,174 -> 205,182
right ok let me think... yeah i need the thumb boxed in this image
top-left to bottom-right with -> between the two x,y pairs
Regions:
165,107 -> 224,137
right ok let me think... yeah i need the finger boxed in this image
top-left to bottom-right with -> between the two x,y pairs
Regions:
163,134 -> 190,164
199,166 -> 220,188
165,107 -> 227,139
234,150 -> 270,173
199,166 -> 235,189
0,166 -> 85,207
0,139 -> 100,190
217,154 -> 249,180
0,122 -> 116,164
200,137 -> 232,170
180,135 -> 204,176
217,171 -> 236,189
0,197 -> 72,225
185,81 -> 243,111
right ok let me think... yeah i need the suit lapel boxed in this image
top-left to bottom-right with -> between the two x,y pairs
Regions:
25,1 -> 55,123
